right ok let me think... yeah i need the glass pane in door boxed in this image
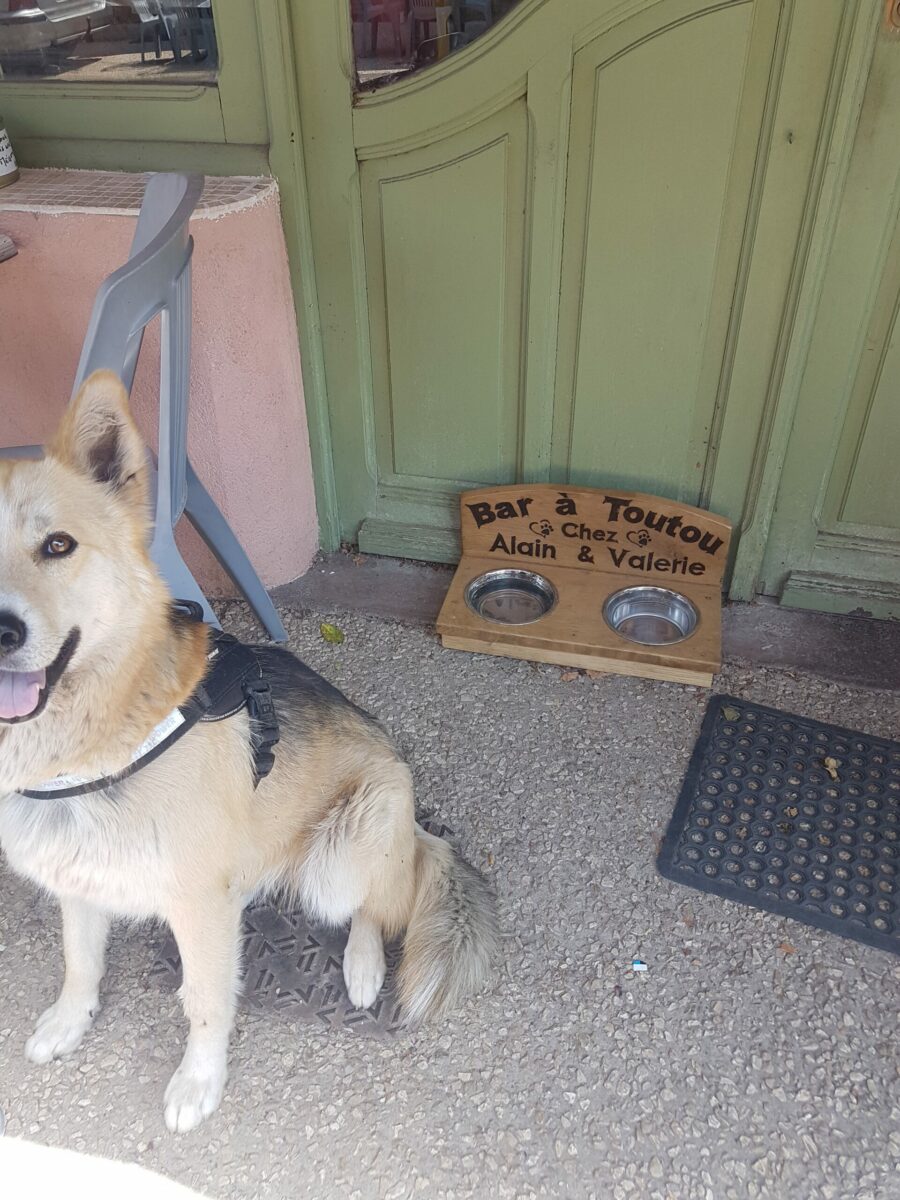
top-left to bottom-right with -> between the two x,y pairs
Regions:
350,0 -> 522,90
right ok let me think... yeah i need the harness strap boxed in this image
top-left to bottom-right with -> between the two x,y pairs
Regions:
21,611 -> 280,799
21,708 -> 197,800
188,631 -> 280,784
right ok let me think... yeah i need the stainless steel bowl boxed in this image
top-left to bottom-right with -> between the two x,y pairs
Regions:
602,585 -> 698,645
464,569 -> 557,625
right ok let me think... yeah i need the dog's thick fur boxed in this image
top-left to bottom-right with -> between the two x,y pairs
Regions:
0,372 -> 498,1132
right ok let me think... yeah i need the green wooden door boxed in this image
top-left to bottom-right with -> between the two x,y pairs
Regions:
755,23 -> 900,620
290,0 -> 870,578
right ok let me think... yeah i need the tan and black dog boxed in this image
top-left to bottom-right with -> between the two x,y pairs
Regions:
0,371 -> 497,1132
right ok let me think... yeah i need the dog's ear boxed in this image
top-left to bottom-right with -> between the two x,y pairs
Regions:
49,371 -> 147,494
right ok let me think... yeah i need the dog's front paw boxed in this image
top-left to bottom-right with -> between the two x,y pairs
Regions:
25,999 -> 96,1064
343,928 -> 386,1010
164,1060 -> 226,1133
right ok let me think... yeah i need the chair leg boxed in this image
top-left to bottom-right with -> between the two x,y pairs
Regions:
148,265 -> 225,629
150,528 -> 220,628
184,462 -> 288,643
155,269 -> 191,539
146,456 -> 220,628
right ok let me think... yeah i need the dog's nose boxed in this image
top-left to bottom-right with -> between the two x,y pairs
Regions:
0,611 -> 27,656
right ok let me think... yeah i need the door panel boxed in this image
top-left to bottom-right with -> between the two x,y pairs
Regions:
760,26 -> 900,618
360,102 -> 527,541
554,4 -> 754,500
836,298 -> 900,533
356,0 -> 788,560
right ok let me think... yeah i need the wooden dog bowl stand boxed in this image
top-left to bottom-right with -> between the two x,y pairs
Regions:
437,485 -> 732,687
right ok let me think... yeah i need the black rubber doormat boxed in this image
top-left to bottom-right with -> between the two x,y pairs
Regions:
657,695 -> 899,955
149,818 -> 455,1037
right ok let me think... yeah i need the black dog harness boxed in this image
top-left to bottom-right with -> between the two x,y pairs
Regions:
22,612 -> 280,800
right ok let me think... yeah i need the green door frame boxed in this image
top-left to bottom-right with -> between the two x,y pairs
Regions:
268,0 -> 890,595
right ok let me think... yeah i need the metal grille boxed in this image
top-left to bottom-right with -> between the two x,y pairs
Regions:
150,818 -> 455,1035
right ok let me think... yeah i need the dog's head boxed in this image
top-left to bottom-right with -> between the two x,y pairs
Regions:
0,371 -> 158,723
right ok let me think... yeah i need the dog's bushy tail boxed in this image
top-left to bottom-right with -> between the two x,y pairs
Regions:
396,826 -> 499,1025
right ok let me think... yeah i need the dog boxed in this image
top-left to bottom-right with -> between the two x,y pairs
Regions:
0,371 -> 498,1132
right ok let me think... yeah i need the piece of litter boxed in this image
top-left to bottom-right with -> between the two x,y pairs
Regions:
319,622 -> 345,644
631,958 -> 648,972
824,756 -> 840,781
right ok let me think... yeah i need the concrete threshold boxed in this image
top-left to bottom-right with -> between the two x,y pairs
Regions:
272,552 -> 899,693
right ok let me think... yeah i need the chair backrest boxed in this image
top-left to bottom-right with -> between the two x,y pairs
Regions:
0,172 -> 202,466
72,173 -> 204,399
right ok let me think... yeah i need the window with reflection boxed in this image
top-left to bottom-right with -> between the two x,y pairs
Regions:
351,0 -> 522,89
0,2 -> 217,84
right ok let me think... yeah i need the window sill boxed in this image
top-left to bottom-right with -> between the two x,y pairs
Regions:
0,168 -> 275,219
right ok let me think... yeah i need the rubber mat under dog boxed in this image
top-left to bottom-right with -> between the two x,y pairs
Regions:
150,818 -> 455,1036
657,695 -> 899,955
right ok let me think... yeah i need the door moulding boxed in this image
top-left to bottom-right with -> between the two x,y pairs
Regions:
780,571 -> 900,619
728,0 -> 882,600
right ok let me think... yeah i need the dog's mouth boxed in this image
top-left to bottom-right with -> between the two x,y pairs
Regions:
0,628 -> 80,723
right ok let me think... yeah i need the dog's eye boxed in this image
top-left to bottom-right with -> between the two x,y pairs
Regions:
42,532 -> 77,559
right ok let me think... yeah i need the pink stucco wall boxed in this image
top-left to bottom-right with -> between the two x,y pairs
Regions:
0,187 -> 318,594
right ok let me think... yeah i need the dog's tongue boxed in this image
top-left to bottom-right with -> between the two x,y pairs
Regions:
0,668 -> 46,719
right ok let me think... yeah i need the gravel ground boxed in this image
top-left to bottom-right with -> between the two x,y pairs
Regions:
1,605 -> 898,1200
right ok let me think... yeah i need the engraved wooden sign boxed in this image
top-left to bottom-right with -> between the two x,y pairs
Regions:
436,485 -> 732,686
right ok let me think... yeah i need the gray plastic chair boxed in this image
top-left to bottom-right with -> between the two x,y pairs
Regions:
0,172 -> 288,642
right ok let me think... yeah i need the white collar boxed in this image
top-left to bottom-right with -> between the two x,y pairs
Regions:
24,708 -> 186,797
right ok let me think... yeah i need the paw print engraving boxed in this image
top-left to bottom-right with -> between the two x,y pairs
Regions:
530,519 -> 554,538
627,529 -> 652,547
